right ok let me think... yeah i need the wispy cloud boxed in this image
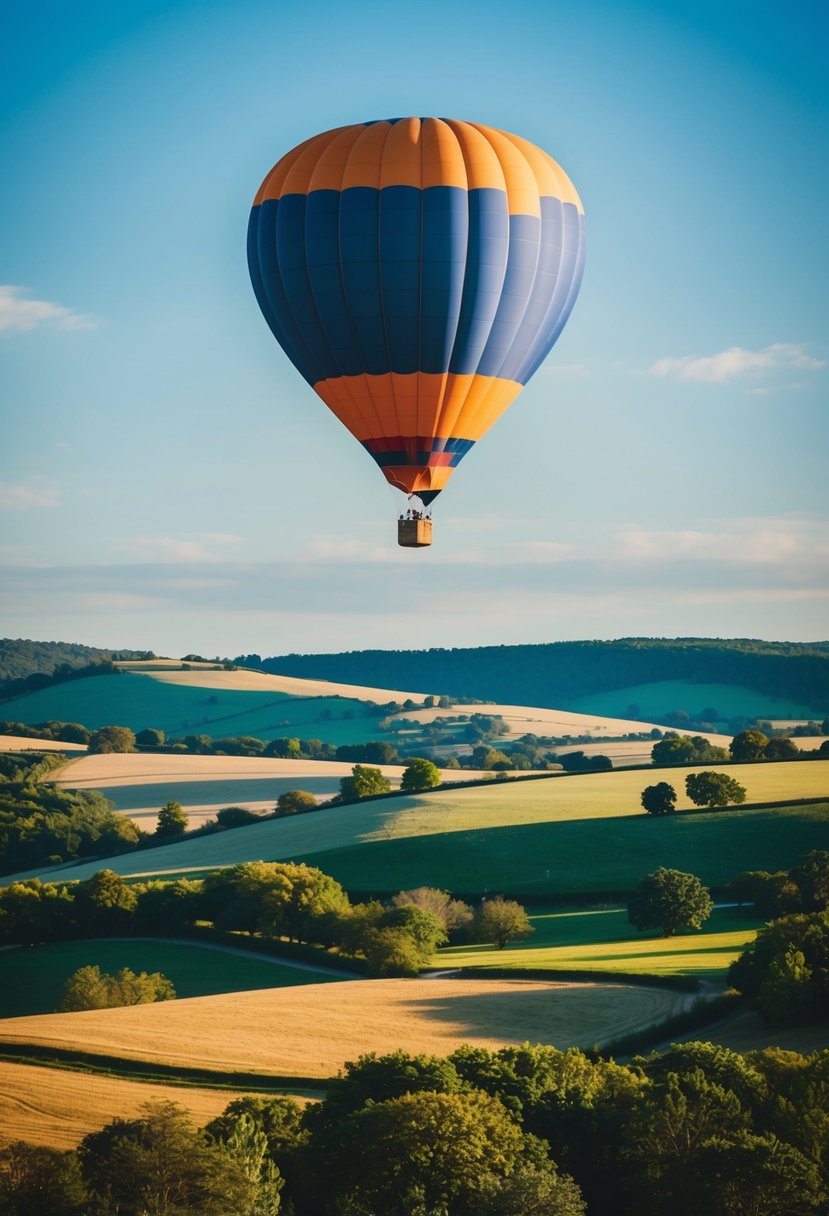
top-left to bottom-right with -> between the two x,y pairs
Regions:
0,284 -> 96,333
616,518 -> 829,564
0,480 -> 59,509
542,362 -> 588,378
130,534 -> 244,562
648,343 -> 824,383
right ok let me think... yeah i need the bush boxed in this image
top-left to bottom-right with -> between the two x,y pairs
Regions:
400,757 -> 442,792
275,790 -> 317,816
685,771 -> 747,808
216,806 -> 262,828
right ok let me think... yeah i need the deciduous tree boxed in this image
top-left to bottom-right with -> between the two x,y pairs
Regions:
628,867 -> 713,937
400,757 -> 442,792
476,897 -> 534,949
685,771 -> 747,808
641,782 -> 677,815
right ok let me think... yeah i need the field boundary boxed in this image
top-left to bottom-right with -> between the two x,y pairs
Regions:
0,1040 -> 331,1094
446,965 -> 700,992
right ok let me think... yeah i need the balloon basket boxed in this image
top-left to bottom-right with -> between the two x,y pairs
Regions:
398,518 -> 432,548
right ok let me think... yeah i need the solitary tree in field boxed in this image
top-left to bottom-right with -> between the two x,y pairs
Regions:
685,771 -> 747,808
340,764 -> 392,802
641,782 -> 677,816
156,800 -> 188,837
729,729 -> 768,761
476,898 -> 534,949
400,757 -> 442,792
88,725 -> 136,754
628,867 -> 713,937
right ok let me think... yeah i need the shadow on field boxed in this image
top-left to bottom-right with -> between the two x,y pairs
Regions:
305,805 -> 829,894
397,982 -> 679,1047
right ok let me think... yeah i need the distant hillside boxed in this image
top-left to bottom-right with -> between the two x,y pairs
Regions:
0,639 -> 153,685
251,639 -> 829,716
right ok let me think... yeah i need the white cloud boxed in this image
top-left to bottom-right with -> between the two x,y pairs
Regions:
0,284 -> 95,333
130,534 -> 244,563
616,518 -> 829,564
648,342 -> 825,383
0,480 -> 59,509
542,362 -> 587,378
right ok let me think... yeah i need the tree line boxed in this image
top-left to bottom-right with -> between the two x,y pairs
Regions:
0,865 -> 533,979
3,1037 -> 829,1214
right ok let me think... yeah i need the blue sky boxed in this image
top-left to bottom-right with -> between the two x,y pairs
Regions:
2,0 -> 827,656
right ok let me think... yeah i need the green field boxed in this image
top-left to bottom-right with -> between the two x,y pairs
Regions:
1,672 -> 381,744
0,939 -> 342,1019
438,905 -> 762,981
305,802 -> 829,896
565,679 -> 822,721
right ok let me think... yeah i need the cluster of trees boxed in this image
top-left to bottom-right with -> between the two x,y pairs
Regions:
0,718 -> 93,744
651,728 -> 828,769
0,776 -> 141,875
60,963 -> 175,1011
726,852 -> 829,1026
641,771 -> 747,815
5,1037 -> 829,1215
729,728 -> 828,761
650,734 -> 731,765
0,865 -> 533,976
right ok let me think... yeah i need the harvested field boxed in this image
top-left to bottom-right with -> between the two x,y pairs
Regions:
118,661 -> 430,705
0,1060 -> 260,1150
388,701 -> 724,743
0,978 -> 685,1077
48,753 -> 487,829
0,735 -> 86,753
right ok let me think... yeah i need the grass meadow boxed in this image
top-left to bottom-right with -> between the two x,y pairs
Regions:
439,905 -> 762,981
0,978 -> 686,1078
0,939 -> 343,1019
307,801 -> 829,896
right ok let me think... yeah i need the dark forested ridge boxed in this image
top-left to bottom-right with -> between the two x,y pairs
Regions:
0,639 -> 152,684
252,639 -> 829,711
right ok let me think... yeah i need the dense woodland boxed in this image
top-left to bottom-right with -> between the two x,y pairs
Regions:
251,638 -> 829,711
3,1039 -> 829,1215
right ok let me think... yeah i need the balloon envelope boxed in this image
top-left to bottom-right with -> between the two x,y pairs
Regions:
248,117 -> 585,503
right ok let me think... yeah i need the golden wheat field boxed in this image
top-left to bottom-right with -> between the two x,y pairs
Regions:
0,735 -> 87,753
0,1060 -> 267,1149
396,701 -> 726,742
117,661 -> 430,705
0,978 -> 684,1078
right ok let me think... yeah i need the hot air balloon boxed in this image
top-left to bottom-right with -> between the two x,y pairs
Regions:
247,117 -> 585,547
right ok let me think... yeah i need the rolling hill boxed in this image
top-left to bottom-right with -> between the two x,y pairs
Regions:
254,638 -> 829,720
10,760 -> 829,895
